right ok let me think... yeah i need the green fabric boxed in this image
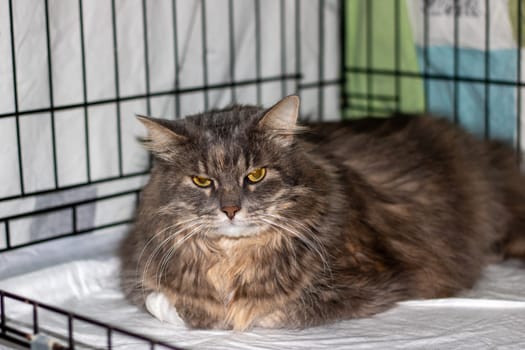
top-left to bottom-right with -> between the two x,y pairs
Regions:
509,0 -> 525,47
344,0 -> 425,118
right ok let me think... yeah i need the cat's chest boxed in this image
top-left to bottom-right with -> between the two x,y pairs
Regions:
204,238 -> 285,330
172,235 -> 298,330
206,259 -> 235,304
206,239 -> 250,301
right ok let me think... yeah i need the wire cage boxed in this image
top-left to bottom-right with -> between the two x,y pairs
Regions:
0,0 -> 524,349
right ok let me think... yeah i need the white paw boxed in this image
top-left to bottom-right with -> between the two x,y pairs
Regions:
145,292 -> 184,326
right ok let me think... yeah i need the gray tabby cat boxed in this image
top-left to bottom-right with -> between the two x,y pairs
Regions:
120,96 -> 525,330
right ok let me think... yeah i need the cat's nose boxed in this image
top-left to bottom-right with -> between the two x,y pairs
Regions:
221,205 -> 240,220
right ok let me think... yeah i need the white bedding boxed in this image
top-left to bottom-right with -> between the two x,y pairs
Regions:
1,246 -> 524,350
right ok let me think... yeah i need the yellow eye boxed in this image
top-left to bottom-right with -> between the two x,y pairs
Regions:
192,176 -> 212,188
246,168 -> 266,184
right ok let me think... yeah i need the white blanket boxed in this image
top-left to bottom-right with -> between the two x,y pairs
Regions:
1,251 -> 524,350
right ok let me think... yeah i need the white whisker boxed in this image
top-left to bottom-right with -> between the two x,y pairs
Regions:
155,223 -> 205,290
258,215 -> 332,277
135,217 -> 197,280
139,219 -> 202,301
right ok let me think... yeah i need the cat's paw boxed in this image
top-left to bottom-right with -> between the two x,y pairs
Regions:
176,305 -> 230,330
255,310 -> 286,328
145,292 -> 184,326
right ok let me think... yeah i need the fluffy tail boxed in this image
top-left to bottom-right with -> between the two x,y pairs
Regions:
503,198 -> 525,260
489,141 -> 525,260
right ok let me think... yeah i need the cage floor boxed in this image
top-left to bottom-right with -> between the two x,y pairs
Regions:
1,253 -> 525,350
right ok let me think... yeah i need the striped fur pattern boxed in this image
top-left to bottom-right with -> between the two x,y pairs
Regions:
120,96 -> 525,330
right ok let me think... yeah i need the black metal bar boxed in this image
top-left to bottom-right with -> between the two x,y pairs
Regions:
0,326 -> 55,350
142,0 -> 153,168
346,103 -> 394,114
484,0 -> 490,139
72,205 -> 77,232
68,314 -> 74,350
423,0 -> 430,110
0,334 -> 27,348
453,0 -> 459,123
3,325 -> 27,338
295,0 -> 301,97
0,291 -> 5,336
394,0 -> 401,112
344,67 -> 525,87
110,0 -> 124,176
0,171 -> 147,203
228,0 -> 236,103
345,92 -> 398,101
366,0 -> 372,115
44,0 -> 60,188
201,0 -> 209,109
255,0 -> 262,104
0,326 -> 38,349
0,290 -> 184,350
134,190 -> 140,204
150,342 -> 155,350
0,188 -> 138,252
298,78 -> 342,89
518,0 -> 522,161
0,220 -> 132,253
8,0 -> 25,195
317,0 -> 325,120
32,303 -> 38,334
78,0 -> 91,183
142,0 -> 152,116
0,75 -> 301,121
339,0 -> 347,112
107,328 -> 112,350
1,189 -> 140,222
280,0 -> 286,96
172,0 -> 181,117
5,221 -> 11,250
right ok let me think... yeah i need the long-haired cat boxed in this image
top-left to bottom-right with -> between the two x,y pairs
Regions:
120,96 -> 525,330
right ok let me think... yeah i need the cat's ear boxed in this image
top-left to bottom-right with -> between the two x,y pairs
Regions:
258,95 -> 301,147
137,115 -> 187,161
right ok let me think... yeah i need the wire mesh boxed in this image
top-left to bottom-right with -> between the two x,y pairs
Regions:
0,0 -> 341,348
0,290 -> 184,349
0,0 -> 338,254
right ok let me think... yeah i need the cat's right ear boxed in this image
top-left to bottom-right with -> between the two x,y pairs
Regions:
137,115 -> 187,161
257,95 -> 302,147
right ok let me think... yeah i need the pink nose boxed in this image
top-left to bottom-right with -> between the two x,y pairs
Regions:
221,206 -> 240,220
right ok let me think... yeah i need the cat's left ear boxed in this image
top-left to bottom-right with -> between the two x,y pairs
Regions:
257,95 -> 301,147
137,115 -> 187,161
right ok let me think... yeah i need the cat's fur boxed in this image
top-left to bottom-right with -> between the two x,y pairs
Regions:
120,96 -> 525,330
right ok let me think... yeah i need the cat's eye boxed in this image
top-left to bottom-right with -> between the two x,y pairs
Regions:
192,176 -> 213,188
246,168 -> 266,184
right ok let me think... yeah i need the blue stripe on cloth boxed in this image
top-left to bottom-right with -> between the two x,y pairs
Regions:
417,46 -> 516,143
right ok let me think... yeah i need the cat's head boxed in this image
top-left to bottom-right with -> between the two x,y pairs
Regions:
139,96 -> 317,238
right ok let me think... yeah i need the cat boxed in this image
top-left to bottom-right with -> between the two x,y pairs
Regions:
120,95 -> 525,330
